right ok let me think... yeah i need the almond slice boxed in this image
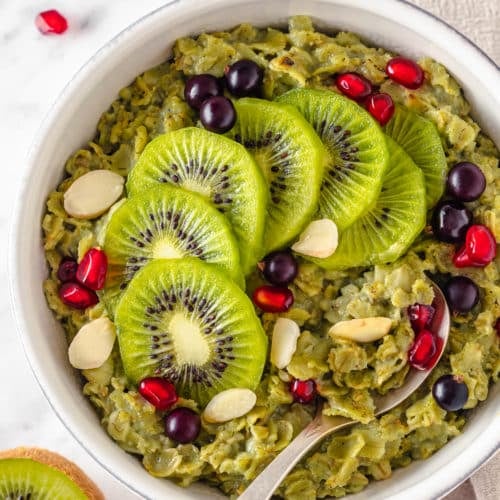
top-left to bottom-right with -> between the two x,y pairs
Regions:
270,318 -> 300,369
203,388 -> 257,423
291,219 -> 338,258
63,170 -> 124,219
328,317 -> 392,343
68,317 -> 116,369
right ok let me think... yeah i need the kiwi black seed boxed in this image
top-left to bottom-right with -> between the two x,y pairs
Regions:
115,258 -> 267,407
126,127 -> 268,274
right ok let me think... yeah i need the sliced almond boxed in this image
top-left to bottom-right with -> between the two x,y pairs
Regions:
291,219 -> 338,258
328,317 -> 392,343
68,317 -> 116,369
203,388 -> 257,423
270,318 -> 300,369
64,170 -> 124,219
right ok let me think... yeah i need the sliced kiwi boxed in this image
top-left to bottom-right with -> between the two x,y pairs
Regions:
0,458 -> 88,499
126,127 -> 268,274
384,106 -> 447,208
226,98 -> 327,252
115,258 -> 267,407
277,88 -> 389,231
102,184 -> 244,312
310,136 -> 426,269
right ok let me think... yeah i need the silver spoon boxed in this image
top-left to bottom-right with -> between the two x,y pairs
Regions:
239,283 -> 450,500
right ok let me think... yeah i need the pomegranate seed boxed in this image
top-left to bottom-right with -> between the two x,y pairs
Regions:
386,57 -> 424,89
139,377 -> 178,411
365,93 -> 395,126
408,330 -> 437,370
407,303 -> 435,332
76,248 -> 108,291
454,224 -> 497,268
252,285 -> 294,313
335,73 -> 373,101
35,10 -> 68,35
290,379 -> 317,403
57,258 -> 78,283
59,282 -> 98,309
426,336 -> 444,369
495,318 -> 500,337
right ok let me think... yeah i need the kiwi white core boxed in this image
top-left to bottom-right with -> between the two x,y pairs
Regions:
152,239 -> 184,259
169,313 -> 209,365
181,178 -> 212,197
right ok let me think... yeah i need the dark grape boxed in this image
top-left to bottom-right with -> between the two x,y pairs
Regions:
164,407 -> 201,443
262,251 -> 298,286
431,200 -> 473,243
447,162 -> 486,202
200,96 -> 236,133
432,374 -> 469,411
225,59 -> 263,97
57,258 -> 78,282
184,74 -> 222,110
443,276 -> 479,313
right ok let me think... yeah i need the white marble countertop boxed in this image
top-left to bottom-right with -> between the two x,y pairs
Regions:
0,1 -> 497,499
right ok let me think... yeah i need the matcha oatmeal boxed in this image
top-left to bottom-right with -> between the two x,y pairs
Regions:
42,16 -> 499,499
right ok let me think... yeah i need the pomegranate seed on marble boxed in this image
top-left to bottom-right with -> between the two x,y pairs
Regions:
386,57 -> 424,89
335,72 -> 373,101
252,285 -> 294,313
139,377 -> 178,411
35,10 -> 68,35
453,224 -> 497,268
290,379 -> 317,404
408,330 -> 437,370
407,303 -> 435,332
76,248 -> 108,291
57,258 -> 78,283
365,93 -> 395,125
59,282 -> 98,310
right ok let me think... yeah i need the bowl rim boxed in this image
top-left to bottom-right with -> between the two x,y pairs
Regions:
9,0 -> 500,499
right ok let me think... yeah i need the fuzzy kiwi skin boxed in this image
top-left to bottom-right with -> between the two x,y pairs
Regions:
0,447 -> 103,500
115,258 -> 268,407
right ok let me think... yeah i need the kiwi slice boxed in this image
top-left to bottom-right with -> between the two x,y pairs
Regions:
126,127 -> 268,274
310,136 -> 426,269
277,88 -> 389,230
0,458 -> 88,499
115,258 -> 267,407
102,184 -> 244,310
226,98 -> 326,252
384,106 -> 447,208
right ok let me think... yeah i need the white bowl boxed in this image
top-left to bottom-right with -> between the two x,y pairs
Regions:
9,0 -> 500,499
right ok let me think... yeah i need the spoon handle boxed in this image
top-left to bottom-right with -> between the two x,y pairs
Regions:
238,415 -> 352,500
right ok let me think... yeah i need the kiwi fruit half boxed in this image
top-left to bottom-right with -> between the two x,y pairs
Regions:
277,88 -> 389,230
310,136 -> 426,269
115,258 -> 267,407
126,127 -> 268,274
226,98 -> 326,252
384,106 -> 447,208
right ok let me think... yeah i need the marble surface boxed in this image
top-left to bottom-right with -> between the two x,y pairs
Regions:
0,1 -> 497,499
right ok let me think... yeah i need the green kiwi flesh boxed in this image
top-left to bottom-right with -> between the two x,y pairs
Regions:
226,98 -> 327,252
115,258 -> 268,407
277,88 -> 389,231
102,184 -> 244,312
310,136 -> 426,269
0,458 -> 87,500
126,127 -> 268,274
384,106 -> 447,208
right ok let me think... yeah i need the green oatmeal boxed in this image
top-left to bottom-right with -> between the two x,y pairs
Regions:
43,16 -> 499,499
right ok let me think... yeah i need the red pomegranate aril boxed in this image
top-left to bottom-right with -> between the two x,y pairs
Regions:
335,72 -> 373,101
407,303 -> 435,332
426,336 -> 444,369
408,330 -> 437,370
35,10 -> 68,35
458,224 -> 497,267
290,379 -> 317,404
59,282 -> 98,310
139,377 -> 178,411
252,285 -> 294,313
452,244 -> 473,268
76,248 -> 108,291
57,258 -> 78,283
365,93 -> 395,126
386,57 -> 424,89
